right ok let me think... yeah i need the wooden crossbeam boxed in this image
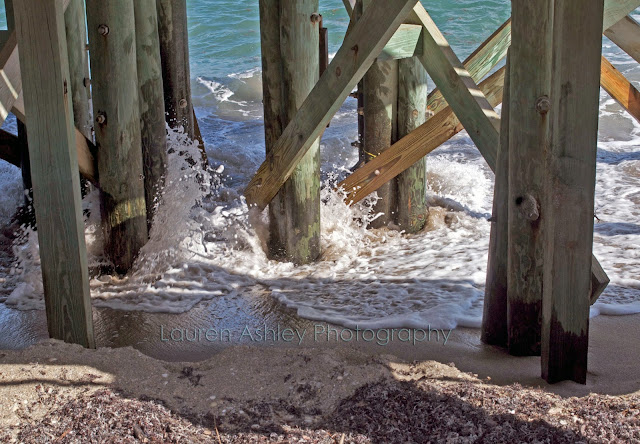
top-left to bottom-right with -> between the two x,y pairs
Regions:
601,55 -> 640,123
412,4 -> 501,168
244,0 -> 419,210
427,19 -> 511,115
378,24 -> 423,62
0,30 -> 98,183
603,0 -> 640,30
342,0 -> 356,17
605,15 -> 640,64
339,66 -> 505,203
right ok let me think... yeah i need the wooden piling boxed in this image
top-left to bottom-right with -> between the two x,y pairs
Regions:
14,0 -> 95,348
482,51 -> 511,347
363,57 -> 398,228
17,120 -> 31,207
396,56 -> 428,233
156,0 -> 195,137
541,0 -> 604,384
64,0 -> 92,140
506,0 -> 554,356
134,0 -> 168,225
260,0 -> 321,264
86,1 -> 148,274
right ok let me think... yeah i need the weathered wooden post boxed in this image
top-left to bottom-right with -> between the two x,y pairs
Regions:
363,56 -> 398,228
134,0 -> 168,224
482,51 -> 511,347
14,0 -> 95,347
86,1 -> 148,274
64,0 -> 92,141
541,0 -> 604,384
506,0 -> 553,356
259,0 -> 322,264
395,56 -> 428,232
156,0 -> 194,137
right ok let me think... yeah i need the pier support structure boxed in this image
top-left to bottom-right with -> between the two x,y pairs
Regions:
260,0 -> 322,264
134,0 -> 168,225
14,0 -> 95,347
86,1 -> 148,274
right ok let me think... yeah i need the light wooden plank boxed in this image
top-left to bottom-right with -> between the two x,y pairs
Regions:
605,15 -> 640,63
377,24 -> 423,62
342,0 -> 356,16
14,0 -> 95,348
244,0 -> 419,210
600,55 -> 640,123
541,0 -> 604,385
428,19 -> 511,116
412,4 -> 501,168
482,50 -> 510,347
602,0 -> 640,30
87,0 -> 148,273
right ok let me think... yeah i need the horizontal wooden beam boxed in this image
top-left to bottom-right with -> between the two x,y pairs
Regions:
600,55 -> 640,123
0,128 -> 20,167
338,66 -> 505,204
378,24 -> 423,61
604,15 -> 640,64
428,18 -> 511,115
244,0 -> 419,210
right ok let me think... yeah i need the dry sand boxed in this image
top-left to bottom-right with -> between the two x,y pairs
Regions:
0,314 -> 638,442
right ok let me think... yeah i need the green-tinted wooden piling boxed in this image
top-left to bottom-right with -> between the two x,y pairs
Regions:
363,57 -> 398,228
482,51 -> 511,347
86,1 -> 148,274
541,0 -> 604,384
134,0 -> 168,225
260,0 -> 321,264
14,0 -> 95,348
156,0 -> 195,137
506,0 -> 553,356
64,0 -> 92,140
396,56 -> 428,233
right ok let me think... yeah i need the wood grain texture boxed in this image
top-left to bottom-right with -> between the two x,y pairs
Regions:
600,55 -> 640,123
482,51 -> 511,347
64,0 -> 92,140
265,0 -> 322,264
14,0 -> 95,348
377,24 -> 423,62
602,0 -> 640,30
134,0 -> 168,225
339,67 -> 505,204
244,0 -> 419,210
506,0 -> 554,357
0,32 -> 22,126
412,5 -> 501,168
396,55 -> 428,233
428,19 -> 511,116
156,0 -> 195,137
541,0 -> 604,385
87,0 -> 148,273
605,15 -> 640,63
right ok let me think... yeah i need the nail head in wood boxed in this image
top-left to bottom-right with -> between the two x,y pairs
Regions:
535,96 -> 551,115
98,24 -> 109,36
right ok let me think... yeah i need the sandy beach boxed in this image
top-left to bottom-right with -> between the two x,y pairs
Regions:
0,313 -> 638,442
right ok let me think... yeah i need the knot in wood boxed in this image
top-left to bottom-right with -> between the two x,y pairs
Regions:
535,96 -> 551,115
98,24 -> 109,36
516,194 -> 540,221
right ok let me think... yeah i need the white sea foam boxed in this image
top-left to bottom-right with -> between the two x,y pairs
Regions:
3,47 -> 640,329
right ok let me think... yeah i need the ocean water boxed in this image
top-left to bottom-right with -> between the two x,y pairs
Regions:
1,1 -> 640,332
